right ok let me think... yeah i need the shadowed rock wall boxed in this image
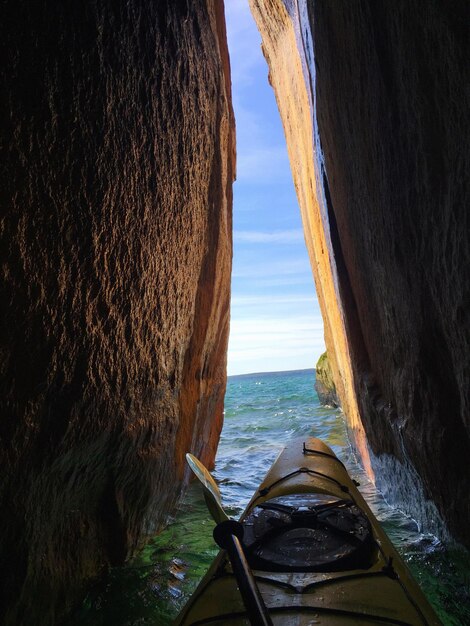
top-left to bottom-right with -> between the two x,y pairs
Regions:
0,1 -> 234,623
250,0 -> 469,547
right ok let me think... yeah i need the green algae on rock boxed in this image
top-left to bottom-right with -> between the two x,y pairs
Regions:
315,352 -> 339,408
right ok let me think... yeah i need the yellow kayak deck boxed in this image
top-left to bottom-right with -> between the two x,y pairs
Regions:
176,437 -> 441,625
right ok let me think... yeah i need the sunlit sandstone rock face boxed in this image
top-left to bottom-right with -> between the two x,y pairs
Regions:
0,1 -> 234,622
250,0 -> 469,547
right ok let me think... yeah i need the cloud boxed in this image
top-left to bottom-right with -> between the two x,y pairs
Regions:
230,316 -> 324,335
234,229 -> 305,244
231,294 -> 317,307
239,275 -> 313,288
232,257 -> 311,278
227,315 -> 325,375
236,145 -> 292,184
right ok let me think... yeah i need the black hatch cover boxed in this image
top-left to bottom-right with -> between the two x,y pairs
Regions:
242,493 -> 375,572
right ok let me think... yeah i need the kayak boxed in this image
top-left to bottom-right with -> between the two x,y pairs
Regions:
176,436 -> 441,625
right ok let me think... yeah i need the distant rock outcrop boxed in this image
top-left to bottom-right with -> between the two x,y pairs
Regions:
250,0 -> 470,548
0,1 -> 234,623
315,353 -> 339,408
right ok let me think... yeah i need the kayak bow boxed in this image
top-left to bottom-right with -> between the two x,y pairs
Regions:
176,437 -> 441,626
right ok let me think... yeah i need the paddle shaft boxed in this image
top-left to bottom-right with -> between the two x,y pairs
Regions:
186,455 -> 272,625
213,522 -> 273,626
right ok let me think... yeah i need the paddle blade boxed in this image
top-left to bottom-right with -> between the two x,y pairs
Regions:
186,453 -> 229,524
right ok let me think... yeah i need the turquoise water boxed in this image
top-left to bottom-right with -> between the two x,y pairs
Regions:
71,369 -> 470,625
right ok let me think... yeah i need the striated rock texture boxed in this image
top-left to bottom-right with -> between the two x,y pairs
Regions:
250,0 -> 470,547
0,1 -> 234,623
249,0 -> 375,480
315,352 -> 339,408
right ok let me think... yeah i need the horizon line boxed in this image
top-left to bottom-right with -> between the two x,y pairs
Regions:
227,367 -> 315,379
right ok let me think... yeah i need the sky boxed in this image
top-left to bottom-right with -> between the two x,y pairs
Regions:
224,1 -> 325,376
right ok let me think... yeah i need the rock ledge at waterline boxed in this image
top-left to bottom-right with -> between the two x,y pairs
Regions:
315,353 -> 339,409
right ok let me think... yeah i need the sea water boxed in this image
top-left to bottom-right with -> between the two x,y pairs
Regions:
71,369 -> 470,625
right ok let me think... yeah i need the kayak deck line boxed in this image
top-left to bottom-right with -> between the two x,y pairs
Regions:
210,566 -> 409,595
257,465 -> 351,498
206,556 -> 429,625
187,604 -> 418,626
205,562 -> 429,625
302,441 -> 349,472
176,437 -> 442,626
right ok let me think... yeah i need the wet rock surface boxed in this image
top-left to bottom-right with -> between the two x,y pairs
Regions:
251,0 -> 469,547
315,352 -> 339,408
0,1 -> 234,623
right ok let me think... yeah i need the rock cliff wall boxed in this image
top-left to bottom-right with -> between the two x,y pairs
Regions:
250,0 -> 469,547
0,1 -> 234,623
